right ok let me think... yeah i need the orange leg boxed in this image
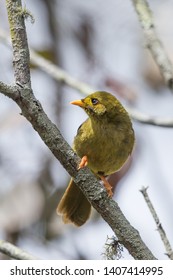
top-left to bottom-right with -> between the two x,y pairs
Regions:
99,175 -> 113,197
78,155 -> 88,169
78,157 -> 113,197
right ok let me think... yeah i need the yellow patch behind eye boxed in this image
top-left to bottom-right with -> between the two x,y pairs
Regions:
95,103 -> 106,115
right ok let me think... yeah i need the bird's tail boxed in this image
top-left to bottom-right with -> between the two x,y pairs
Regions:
56,178 -> 91,226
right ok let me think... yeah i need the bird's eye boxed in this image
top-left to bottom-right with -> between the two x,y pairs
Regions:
91,98 -> 99,105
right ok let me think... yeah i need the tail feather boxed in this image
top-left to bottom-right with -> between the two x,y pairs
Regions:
57,179 -> 91,226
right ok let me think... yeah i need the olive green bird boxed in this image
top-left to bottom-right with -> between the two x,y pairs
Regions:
57,91 -> 135,226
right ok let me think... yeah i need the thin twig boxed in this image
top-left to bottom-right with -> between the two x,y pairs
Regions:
30,50 -> 94,94
0,29 -> 93,94
140,187 -> 173,259
0,29 -> 173,128
131,0 -> 173,90
128,108 -> 173,128
0,240 -> 38,260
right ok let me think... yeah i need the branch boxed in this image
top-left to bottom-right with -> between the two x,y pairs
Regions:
1,29 -> 173,128
131,0 -> 173,90
0,240 -> 37,260
30,50 -> 94,94
6,0 -> 31,87
140,187 -> 173,259
0,81 -> 19,99
0,29 -> 93,94
128,108 -> 173,128
0,0 -> 157,260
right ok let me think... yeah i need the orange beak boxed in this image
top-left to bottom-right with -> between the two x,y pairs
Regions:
70,99 -> 84,107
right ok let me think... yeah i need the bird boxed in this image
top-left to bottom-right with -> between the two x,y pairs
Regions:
57,91 -> 135,226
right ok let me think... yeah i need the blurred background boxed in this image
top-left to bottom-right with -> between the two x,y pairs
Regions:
0,0 -> 173,259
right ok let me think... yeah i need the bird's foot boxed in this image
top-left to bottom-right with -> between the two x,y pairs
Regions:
78,155 -> 88,169
99,176 -> 113,197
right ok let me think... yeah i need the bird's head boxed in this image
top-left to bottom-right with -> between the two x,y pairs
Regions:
70,91 -> 128,122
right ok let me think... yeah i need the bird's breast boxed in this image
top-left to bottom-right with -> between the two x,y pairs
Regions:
73,121 -> 134,176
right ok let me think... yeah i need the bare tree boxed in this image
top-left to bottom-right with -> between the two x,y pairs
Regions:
0,0 -> 173,260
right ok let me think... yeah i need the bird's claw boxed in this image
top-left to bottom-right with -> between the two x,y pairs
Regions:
78,155 -> 88,170
99,175 -> 113,197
